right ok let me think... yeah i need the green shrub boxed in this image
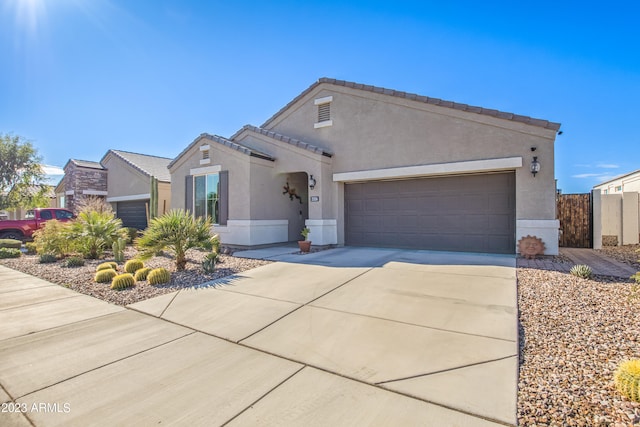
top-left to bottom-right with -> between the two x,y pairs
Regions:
97,262 -> 118,272
110,273 -> 135,290
615,359 -> 640,402
0,239 -> 22,249
570,264 -> 593,279
33,219 -> 73,257
202,252 -> 217,274
147,267 -> 171,285
136,210 -> 214,271
38,254 -> 57,264
65,256 -> 85,268
68,210 -> 126,259
95,269 -> 117,283
25,242 -> 37,254
0,248 -> 21,258
134,267 -> 152,281
124,259 -> 144,274
125,227 -> 139,244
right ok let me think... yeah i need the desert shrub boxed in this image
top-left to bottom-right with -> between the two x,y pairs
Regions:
33,219 -> 73,257
0,239 -> 22,249
65,256 -> 85,268
110,273 -> 135,290
124,227 -> 139,244
38,254 -> 57,264
136,210 -> 214,271
95,269 -> 117,283
75,195 -> 113,215
147,267 -> 171,285
570,264 -> 592,279
134,267 -> 152,281
615,359 -> 640,402
124,259 -> 144,274
0,248 -> 21,258
96,262 -> 117,272
25,242 -> 37,254
202,252 -> 217,274
68,210 -> 126,259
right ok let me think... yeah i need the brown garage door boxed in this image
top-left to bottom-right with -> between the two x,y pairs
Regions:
345,172 -> 515,254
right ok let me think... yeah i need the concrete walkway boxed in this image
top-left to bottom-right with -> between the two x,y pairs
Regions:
0,248 -> 518,426
517,247 -> 637,278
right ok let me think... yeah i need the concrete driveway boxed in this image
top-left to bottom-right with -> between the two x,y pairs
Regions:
0,247 -> 517,426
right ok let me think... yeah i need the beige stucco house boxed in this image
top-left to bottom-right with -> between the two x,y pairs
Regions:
55,151 -> 172,229
169,78 -> 561,255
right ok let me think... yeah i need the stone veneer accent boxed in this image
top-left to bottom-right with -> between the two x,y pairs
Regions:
60,163 -> 108,212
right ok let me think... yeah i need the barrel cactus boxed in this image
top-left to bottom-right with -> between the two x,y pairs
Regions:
134,267 -> 152,281
124,259 -> 145,274
110,273 -> 136,290
147,267 -> 171,285
95,268 -> 117,283
97,262 -> 118,272
615,359 -> 640,402
570,264 -> 592,279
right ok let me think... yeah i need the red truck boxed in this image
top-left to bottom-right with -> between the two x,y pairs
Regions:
0,208 -> 75,241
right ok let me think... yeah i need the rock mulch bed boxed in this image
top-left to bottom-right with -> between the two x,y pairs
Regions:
597,244 -> 640,272
518,265 -> 640,426
0,247 -> 271,306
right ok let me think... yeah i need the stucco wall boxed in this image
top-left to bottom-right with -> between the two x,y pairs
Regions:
169,139 -> 251,220
158,182 -> 171,215
266,84 -> 558,221
102,156 -> 149,198
593,192 -> 640,248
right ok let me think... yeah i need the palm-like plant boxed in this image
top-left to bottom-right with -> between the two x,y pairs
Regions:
69,210 -> 125,259
136,210 -> 214,270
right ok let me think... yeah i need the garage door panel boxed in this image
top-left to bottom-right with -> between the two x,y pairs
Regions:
345,173 -> 515,254
116,200 -> 148,230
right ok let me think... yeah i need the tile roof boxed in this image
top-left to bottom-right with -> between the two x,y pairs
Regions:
261,77 -> 561,131
167,133 -> 275,169
104,150 -> 172,183
233,125 -> 333,157
67,159 -> 105,170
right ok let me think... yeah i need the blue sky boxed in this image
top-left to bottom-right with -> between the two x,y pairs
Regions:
1,0 -> 638,193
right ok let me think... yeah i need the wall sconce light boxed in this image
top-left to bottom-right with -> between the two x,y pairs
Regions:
308,174 -> 317,189
531,156 -> 541,177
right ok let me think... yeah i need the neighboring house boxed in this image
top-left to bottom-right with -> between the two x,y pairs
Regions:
101,150 -> 172,230
169,78 -> 561,255
55,151 -> 172,229
55,159 -> 107,212
593,169 -> 640,194
592,169 -> 640,248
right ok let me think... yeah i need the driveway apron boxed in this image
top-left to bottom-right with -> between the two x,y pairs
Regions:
1,248 -> 517,426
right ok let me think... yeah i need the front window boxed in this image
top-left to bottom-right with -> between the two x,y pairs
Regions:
194,174 -> 220,223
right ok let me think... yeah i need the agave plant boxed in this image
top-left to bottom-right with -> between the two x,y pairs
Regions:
136,210 -> 215,270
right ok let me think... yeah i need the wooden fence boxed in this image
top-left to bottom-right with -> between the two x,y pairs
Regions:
557,193 -> 592,248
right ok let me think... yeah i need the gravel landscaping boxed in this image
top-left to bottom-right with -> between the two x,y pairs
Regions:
518,260 -> 640,426
597,244 -> 640,271
0,247 -> 271,306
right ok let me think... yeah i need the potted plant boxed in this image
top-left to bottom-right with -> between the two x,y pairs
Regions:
298,227 -> 311,253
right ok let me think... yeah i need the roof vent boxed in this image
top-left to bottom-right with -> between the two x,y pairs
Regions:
314,96 -> 333,129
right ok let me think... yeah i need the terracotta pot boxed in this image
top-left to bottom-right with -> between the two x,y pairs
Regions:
298,240 -> 312,253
